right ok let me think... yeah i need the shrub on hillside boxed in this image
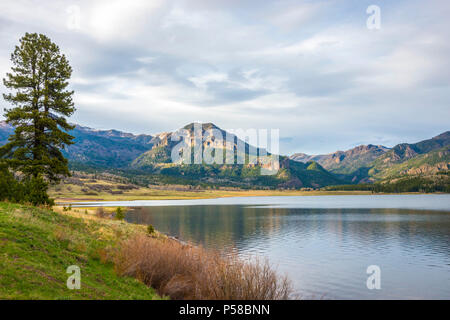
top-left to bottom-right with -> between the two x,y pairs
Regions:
0,164 -> 20,202
115,207 -> 125,220
21,176 -> 54,206
0,165 -> 53,206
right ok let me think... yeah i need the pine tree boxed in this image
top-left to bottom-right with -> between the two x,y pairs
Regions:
0,33 -> 75,186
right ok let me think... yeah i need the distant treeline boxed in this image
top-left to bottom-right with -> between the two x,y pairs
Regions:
69,161 -> 450,193
68,162 -> 278,190
324,176 -> 450,193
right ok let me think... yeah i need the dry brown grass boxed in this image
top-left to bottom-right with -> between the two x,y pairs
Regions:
113,235 -> 292,300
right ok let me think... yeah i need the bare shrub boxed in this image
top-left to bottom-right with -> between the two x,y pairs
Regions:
95,207 -> 108,219
114,235 -> 292,300
117,184 -> 138,190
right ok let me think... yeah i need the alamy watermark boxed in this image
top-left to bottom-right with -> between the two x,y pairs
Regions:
170,123 -> 280,175
67,265 -> 81,290
66,5 -> 81,30
366,5 -> 381,30
366,265 -> 381,290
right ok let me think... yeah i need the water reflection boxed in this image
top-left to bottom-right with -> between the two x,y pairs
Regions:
126,206 -> 450,299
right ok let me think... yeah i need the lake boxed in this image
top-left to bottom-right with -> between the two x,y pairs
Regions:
72,195 -> 450,299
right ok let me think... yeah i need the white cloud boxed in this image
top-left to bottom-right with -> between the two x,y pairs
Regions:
264,2 -> 325,31
0,0 -> 449,154
86,0 -> 164,42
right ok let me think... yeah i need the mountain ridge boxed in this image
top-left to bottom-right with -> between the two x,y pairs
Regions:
368,131 -> 450,180
291,144 -> 390,176
0,120 -> 343,189
2,119 -> 447,188
290,131 -> 450,183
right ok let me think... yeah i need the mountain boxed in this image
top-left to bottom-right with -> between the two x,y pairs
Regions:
2,119 -> 448,188
368,131 -> 450,180
132,123 -> 228,166
0,120 -> 155,168
291,144 -> 390,179
0,121 -> 343,189
131,122 -> 342,188
291,131 -> 450,183
62,124 -> 155,168
132,122 -> 266,167
371,147 -> 449,178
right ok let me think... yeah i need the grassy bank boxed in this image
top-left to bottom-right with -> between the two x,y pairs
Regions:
0,202 -> 293,300
0,202 -> 162,299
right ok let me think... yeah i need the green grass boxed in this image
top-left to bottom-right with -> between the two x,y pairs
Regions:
0,202 -> 161,299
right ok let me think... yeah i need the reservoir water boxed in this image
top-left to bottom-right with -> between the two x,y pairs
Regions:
72,195 -> 450,299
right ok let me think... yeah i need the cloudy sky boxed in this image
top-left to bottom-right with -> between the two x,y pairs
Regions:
0,0 -> 449,155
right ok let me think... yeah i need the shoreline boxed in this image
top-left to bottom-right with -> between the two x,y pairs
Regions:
54,190 -> 447,204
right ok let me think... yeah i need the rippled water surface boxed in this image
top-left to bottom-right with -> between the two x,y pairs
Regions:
74,195 -> 450,299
